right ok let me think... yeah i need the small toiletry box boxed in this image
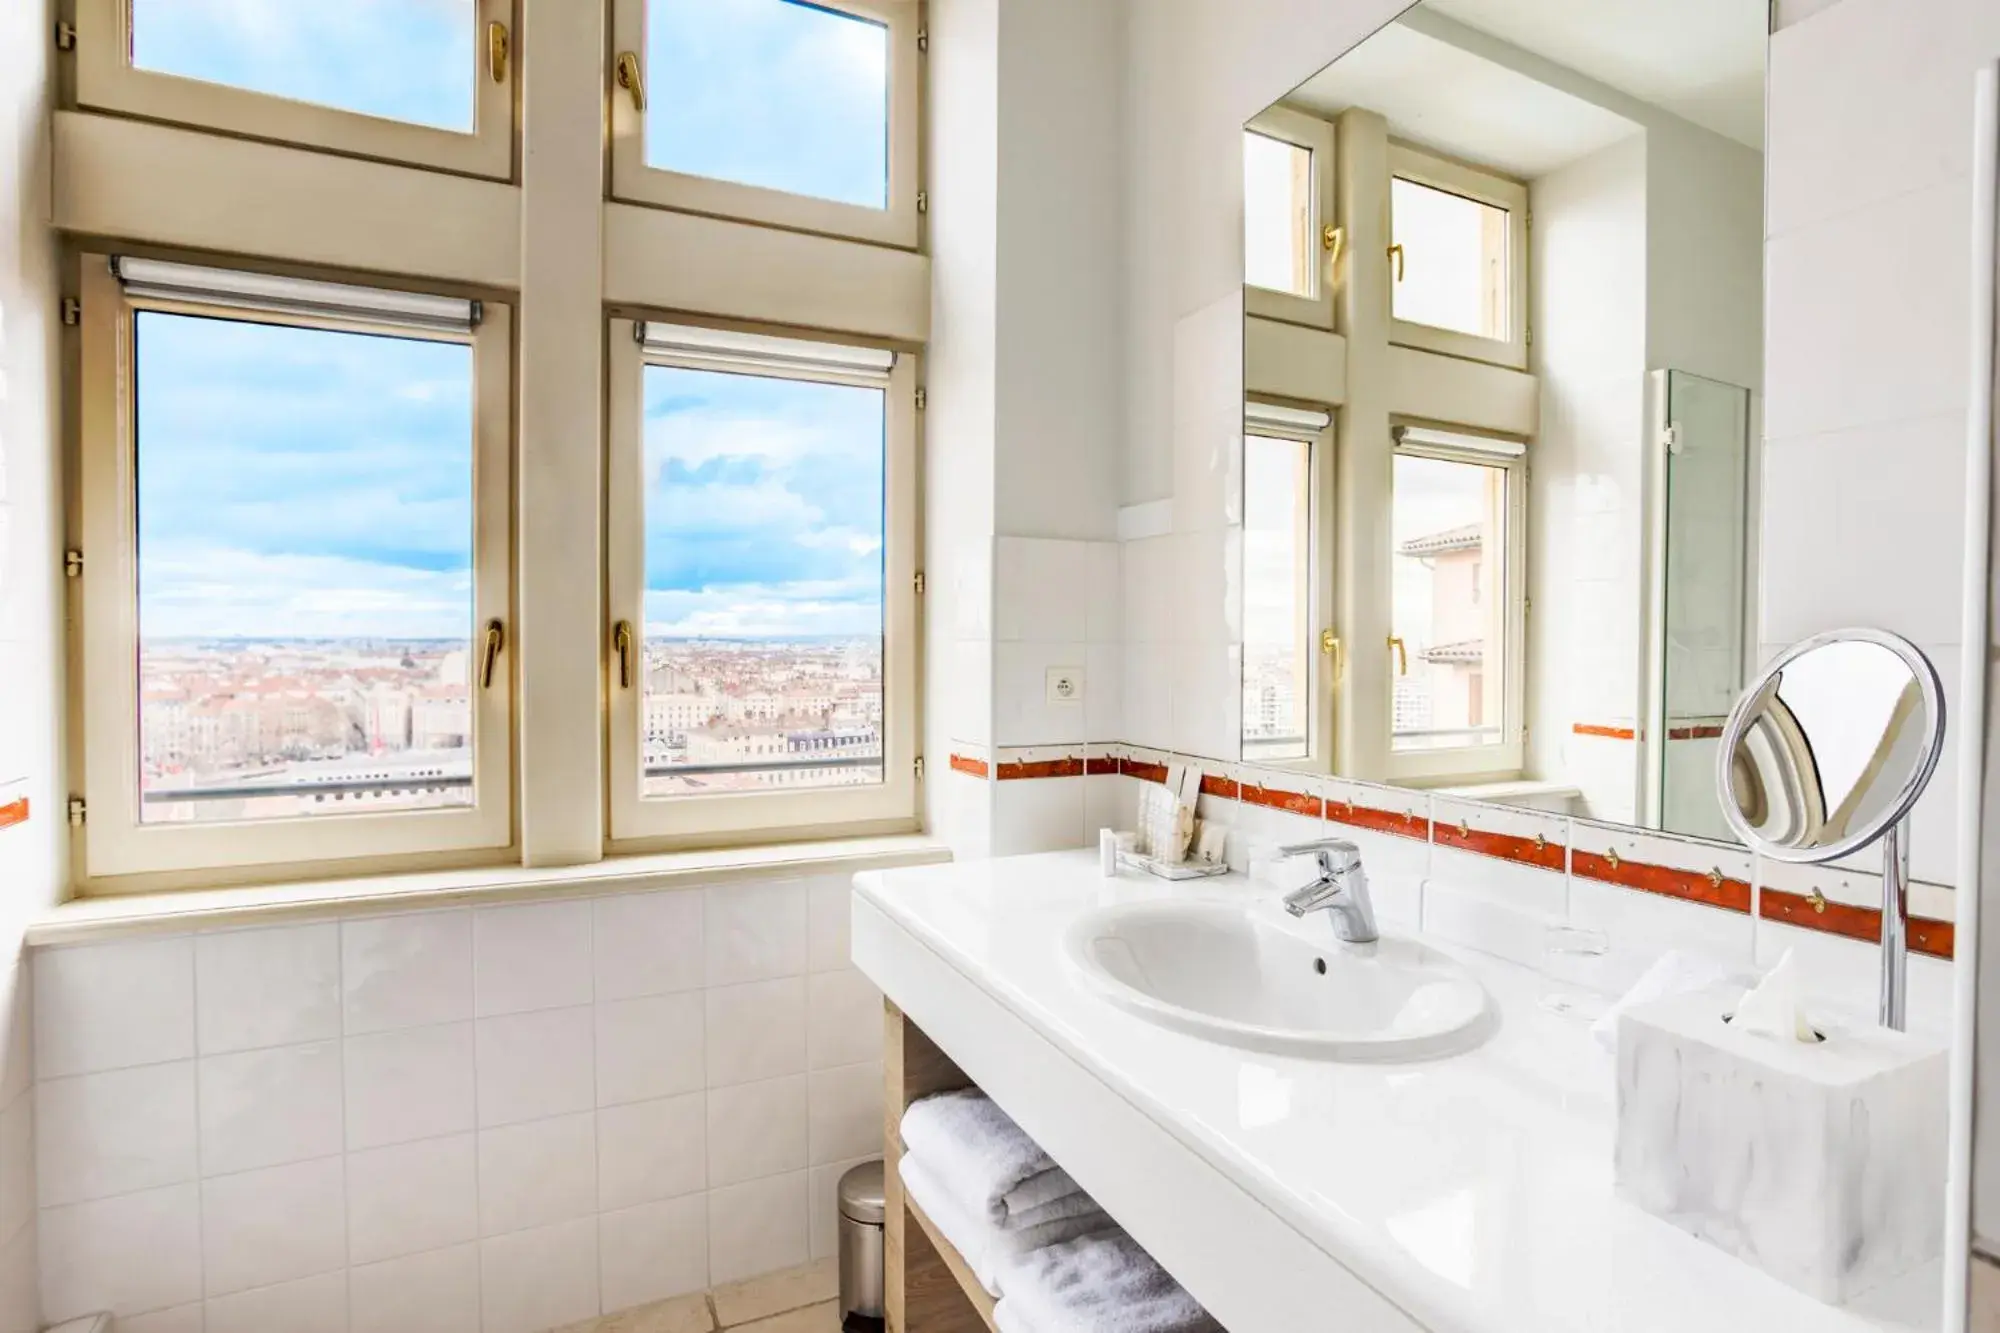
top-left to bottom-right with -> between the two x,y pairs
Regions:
1613,987 -> 1947,1304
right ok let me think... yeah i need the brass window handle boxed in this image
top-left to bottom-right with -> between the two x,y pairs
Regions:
1322,224 -> 1345,266
1319,628 -> 1345,685
487,22 -> 509,83
1388,242 -> 1405,283
614,621 -> 635,690
615,52 -> 647,113
1387,635 -> 1408,676
480,619 -> 505,689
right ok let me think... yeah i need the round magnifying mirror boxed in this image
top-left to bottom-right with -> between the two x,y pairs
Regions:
1716,628 -> 1946,863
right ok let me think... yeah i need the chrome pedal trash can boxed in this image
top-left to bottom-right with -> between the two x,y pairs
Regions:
838,1159 -> 886,1332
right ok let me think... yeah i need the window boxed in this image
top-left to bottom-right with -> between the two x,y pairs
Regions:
75,0 -> 515,178
1388,147 -> 1528,368
77,257 -> 514,881
1388,425 -> 1525,781
1243,107 -> 1337,329
606,320 -> 918,848
611,0 -> 923,247
1242,403 -> 1332,765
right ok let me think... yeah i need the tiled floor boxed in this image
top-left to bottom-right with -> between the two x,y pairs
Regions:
560,1258 -> 843,1333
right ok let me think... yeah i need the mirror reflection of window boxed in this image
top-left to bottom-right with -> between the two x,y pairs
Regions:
1243,433 -> 1313,761
1775,642 -> 1922,833
1391,177 -> 1509,341
1244,130 -> 1315,298
1391,452 -> 1508,753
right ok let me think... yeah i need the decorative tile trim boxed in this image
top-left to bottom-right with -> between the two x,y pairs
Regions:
1573,851 -> 1752,914
1199,773 -> 1239,800
1571,721 -> 1725,742
1085,754 -> 1120,776
948,753 -> 989,779
1761,887 -> 1953,960
1120,756 -> 1170,784
1573,722 -> 1637,741
1668,723 -> 1726,741
996,757 -> 1084,780
1434,823 -> 1566,872
0,798 -> 26,832
1324,798 -> 1432,843
1240,782 -> 1322,818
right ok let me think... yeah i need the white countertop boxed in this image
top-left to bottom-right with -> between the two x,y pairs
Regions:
854,850 -> 1941,1333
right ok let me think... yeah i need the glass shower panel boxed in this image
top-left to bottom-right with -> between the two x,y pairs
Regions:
1658,371 -> 1752,841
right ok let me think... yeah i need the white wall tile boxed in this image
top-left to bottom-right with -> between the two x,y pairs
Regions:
596,992 -> 705,1108
205,1270 -> 346,1333
1084,541 -> 1122,645
195,925 -> 340,1055
598,1195 -> 708,1311
200,1155 -> 347,1296
993,641 -> 1089,746
35,937 -> 194,1078
199,1040 -> 344,1177
593,890 -> 704,1002
597,1093 -> 705,1214
707,1171 -> 808,1286
342,910 -> 473,1036
348,1133 -> 479,1265
0,1090 -> 28,1243
808,1064 -> 883,1167
991,776 -> 1086,856
807,970 -> 883,1071
705,979 -> 806,1088
947,638 -> 994,747
346,1022 -> 475,1150
707,1075 -> 807,1188
806,875 -> 855,974
995,537 -> 1091,642
39,1182 -> 203,1321
473,902 -> 593,1018
475,1006 -> 594,1128
105,1306 -> 204,1333
1085,643 -> 1123,741
704,880 -> 808,987
350,1242 -> 481,1333
477,1111 -> 596,1238
37,1061 -> 196,1207
0,964 -> 32,1109
478,1216 -> 599,1333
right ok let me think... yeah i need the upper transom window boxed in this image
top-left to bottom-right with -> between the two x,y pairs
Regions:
1387,146 -> 1528,369
611,0 -> 923,247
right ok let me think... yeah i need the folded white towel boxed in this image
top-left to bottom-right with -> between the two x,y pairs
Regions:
901,1090 -> 1087,1230
996,1229 -> 1221,1333
899,1152 -> 1113,1296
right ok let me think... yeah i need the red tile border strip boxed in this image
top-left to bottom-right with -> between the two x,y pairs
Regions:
1573,851 -> 1752,914
1573,723 -> 1637,741
1667,724 -> 1725,741
1325,799 -> 1431,842
995,757 -> 1085,780
1119,757 -> 1170,784
1434,823 -> 1566,872
1240,783 -> 1323,818
947,753 -> 989,779
1761,888 -> 1953,960
0,798 -> 25,832
1198,774 -> 1239,800
1085,755 -> 1120,776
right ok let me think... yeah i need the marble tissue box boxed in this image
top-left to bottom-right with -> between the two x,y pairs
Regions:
1614,987 -> 1947,1304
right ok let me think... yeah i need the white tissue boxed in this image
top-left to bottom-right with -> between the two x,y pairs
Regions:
1591,949 -> 1742,1054
1730,949 -> 1817,1042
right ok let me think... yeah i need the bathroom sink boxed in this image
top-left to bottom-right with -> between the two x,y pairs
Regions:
1063,900 -> 1492,1061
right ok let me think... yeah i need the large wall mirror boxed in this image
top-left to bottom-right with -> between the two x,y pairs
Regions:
1239,0 -> 1766,845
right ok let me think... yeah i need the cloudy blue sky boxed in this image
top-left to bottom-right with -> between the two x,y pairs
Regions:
132,0 -> 890,646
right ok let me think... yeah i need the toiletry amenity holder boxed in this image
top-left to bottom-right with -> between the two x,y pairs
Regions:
1116,850 -> 1231,881
1614,987 -> 1947,1304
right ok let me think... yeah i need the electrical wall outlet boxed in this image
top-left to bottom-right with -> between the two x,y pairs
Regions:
1046,667 -> 1084,704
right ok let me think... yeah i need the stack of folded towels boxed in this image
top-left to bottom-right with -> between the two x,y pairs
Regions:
899,1089 -> 1222,1333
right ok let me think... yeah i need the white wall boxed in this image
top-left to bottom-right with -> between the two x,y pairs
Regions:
0,0 -> 59,1325
1526,133 -> 1650,822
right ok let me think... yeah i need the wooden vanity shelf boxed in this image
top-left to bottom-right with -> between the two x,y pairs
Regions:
884,1000 -> 999,1333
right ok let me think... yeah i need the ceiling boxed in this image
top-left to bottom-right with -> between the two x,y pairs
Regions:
1423,0 -> 1766,150
1285,22 -> 1644,179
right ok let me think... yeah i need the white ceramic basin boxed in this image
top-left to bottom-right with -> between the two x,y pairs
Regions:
1063,900 -> 1492,1061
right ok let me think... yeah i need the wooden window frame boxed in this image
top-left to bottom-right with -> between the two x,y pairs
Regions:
74,255 -> 516,884
1243,106 -> 1338,331
604,317 -> 920,852
1387,144 -> 1529,371
608,0 -> 924,249
74,0 -> 517,180
1242,400 -> 1337,774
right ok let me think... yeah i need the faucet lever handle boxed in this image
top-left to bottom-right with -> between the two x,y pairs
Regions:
1279,837 -> 1362,875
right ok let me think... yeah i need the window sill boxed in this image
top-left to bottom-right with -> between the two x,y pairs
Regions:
26,833 -> 952,947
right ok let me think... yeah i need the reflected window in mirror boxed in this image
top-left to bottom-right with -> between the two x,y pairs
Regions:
1388,147 -> 1528,370
1243,107 -> 1337,329
1243,418 -> 1320,764
1389,429 -> 1525,779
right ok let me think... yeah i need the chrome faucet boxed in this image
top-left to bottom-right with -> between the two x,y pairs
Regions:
1280,838 -> 1379,944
